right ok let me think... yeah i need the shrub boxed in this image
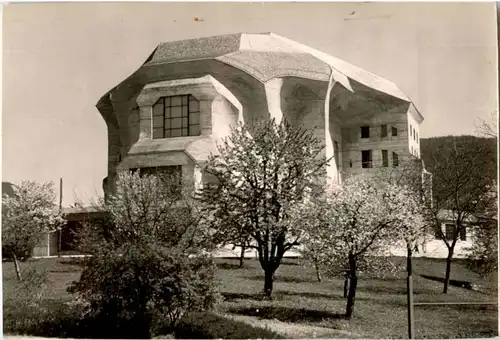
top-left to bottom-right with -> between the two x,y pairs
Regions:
174,312 -> 283,339
68,243 -> 220,338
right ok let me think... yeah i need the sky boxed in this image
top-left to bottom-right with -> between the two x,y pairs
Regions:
2,2 -> 498,206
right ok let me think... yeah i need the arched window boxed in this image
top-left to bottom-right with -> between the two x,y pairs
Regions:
152,95 -> 201,139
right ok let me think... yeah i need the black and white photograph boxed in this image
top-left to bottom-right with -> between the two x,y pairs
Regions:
2,2 -> 498,339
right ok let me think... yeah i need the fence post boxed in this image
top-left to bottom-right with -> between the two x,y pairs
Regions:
407,246 -> 415,339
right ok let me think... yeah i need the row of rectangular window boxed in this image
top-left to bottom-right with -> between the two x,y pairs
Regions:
409,124 -> 419,143
361,125 -> 397,139
359,149 -> 399,168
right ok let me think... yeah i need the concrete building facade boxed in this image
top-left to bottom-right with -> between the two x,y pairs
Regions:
96,33 -> 424,196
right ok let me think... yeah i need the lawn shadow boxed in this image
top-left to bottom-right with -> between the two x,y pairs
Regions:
246,275 -> 316,283
222,292 -> 267,302
229,305 -> 345,323
276,290 -> 343,300
217,262 -> 249,270
59,259 -> 85,267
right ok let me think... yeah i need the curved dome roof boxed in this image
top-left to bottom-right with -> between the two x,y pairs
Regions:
142,32 -> 411,102
98,32 -> 422,125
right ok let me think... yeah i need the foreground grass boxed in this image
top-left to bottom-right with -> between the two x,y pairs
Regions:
3,256 -> 498,338
217,257 -> 497,339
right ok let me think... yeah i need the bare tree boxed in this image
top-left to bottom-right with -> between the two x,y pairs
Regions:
422,136 -> 496,293
475,112 -> 498,138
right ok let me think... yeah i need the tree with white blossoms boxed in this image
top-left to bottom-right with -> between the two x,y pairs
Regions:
198,118 -> 328,297
306,175 -> 425,319
70,171 -> 220,337
2,181 -> 64,280
79,170 -> 212,254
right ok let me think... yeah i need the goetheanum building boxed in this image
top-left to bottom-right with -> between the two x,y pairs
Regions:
97,33 -> 425,197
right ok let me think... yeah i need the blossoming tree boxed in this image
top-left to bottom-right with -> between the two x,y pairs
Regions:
2,181 -> 64,280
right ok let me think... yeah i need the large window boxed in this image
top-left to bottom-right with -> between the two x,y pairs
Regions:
381,125 -> 387,138
361,150 -> 372,168
392,152 -> 399,167
391,126 -> 398,137
361,126 -> 370,139
382,150 -> 388,167
152,95 -> 201,139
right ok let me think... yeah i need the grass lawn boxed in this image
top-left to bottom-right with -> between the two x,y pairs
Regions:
3,256 -> 498,338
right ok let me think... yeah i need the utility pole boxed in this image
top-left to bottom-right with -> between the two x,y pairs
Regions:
58,178 -> 63,257
407,245 -> 415,339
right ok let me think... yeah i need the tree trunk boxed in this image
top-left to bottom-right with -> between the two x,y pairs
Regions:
13,253 -> 22,281
345,254 -> 357,319
314,259 -> 322,282
443,249 -> 454,294
343,271 -> 350,298
264,268 -> 275,297
239,244 -> 246,268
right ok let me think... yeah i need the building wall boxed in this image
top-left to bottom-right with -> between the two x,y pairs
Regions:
341,107 -> 411,175
389,222 -> 474,258
407,105 -> 421,158
108,76 -> 241,194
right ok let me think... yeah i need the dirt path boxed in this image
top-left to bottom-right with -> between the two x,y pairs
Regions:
224,313 -> 362,339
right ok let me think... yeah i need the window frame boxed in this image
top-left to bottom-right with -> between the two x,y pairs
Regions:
392,152 -> 399,167
361,126 -> 370,139
361,150 -> 373,168
391,126 -> 398,137
382,149 -> 388,167
381,124 -> 387,138
152,95 -> 201,139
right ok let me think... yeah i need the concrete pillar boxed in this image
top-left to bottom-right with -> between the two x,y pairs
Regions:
264,78 -> 284,123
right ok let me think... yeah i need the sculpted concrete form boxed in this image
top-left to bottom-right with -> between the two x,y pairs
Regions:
96,33 -> 424,196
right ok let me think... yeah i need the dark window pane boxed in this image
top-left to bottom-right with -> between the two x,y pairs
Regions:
165,107 -> 171,118
171,96 -> 182,106
445,224 -> 454,241
392,152 -> 399,167
153,116 -> 163,128
164,97 -> 171,106
460,227 -> 467,241
171,118 -> 182,129
392,126 -> 398,136
153,102 -> 163,116
381,125 -> 387,138
182,95 -> 188,105
382,150 -> 388,167
171,129 -> 182,137
164,118 -> 170,130
164,129 -> 171,138
410,125 -> 412,137
182,128 -> 188,136
361,126 -> 370,139
190,112 -> 200,125
153,128 -> 163,139
171,107 -> 182,118
182,117 -> 188,127
189,124 -> 200,136
361,150 -> 372,168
